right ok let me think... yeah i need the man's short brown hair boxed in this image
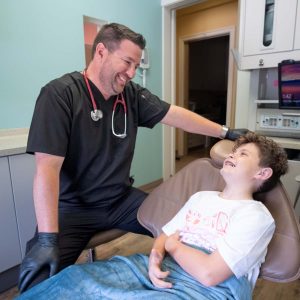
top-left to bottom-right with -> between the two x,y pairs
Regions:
92,23 -> 146,58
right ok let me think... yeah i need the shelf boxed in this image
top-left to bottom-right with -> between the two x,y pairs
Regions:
254,99 -> 279,104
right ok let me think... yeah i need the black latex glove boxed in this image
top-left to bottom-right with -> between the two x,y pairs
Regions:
18,232 -> 59,293
225,128 -> 249,141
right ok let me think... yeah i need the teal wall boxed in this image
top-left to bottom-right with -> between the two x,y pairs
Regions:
0,0 -> 163,187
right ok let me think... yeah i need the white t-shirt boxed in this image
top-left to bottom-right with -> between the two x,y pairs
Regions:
162,191 -> 275,289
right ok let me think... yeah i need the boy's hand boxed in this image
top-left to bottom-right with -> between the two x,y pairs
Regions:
148,248 -> 172,288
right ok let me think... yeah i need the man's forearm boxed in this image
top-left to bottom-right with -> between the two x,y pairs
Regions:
161,105 -> 223,138
33,153 -> 64,233
33,172 -> 59,232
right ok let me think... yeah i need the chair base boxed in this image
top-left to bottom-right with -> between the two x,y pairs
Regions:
84,229 -> 127,262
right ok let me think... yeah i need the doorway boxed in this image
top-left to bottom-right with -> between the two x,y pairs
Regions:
176,25 -> 235,162
176,35 -> 229,162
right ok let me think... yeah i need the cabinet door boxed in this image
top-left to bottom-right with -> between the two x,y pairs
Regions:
243,0 -> 297,56
0,157 -> 21,272
9,154 -> 36,258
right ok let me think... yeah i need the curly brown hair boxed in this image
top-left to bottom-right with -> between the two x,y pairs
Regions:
233,132 -> 288,193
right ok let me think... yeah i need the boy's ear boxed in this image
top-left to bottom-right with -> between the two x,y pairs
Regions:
255,167 -> 273,180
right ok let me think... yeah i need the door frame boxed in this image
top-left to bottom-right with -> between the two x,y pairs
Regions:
162,1 -> 201,180
161,0 -> 235,179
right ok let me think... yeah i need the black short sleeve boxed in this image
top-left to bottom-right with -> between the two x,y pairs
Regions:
125,82 -> 170,129
27,77 -> 74,156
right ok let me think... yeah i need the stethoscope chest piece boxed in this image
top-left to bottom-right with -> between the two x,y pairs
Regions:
91,109 -> 103,122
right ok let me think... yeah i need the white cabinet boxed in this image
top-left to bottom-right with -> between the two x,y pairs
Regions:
239,0 -> 300,69
243,0 -> 296,56
0,153 -> 36,292
9,154 -> 36,258
0,157 -> 21,272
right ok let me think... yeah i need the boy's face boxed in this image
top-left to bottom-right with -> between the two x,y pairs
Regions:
220,143 -> 262,183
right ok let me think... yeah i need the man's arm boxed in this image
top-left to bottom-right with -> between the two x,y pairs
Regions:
161,105 -> 248,140
165,232 -> 233,287
33,152 -> 64,232
18,152 -> 64,293
161,105 -> 223,138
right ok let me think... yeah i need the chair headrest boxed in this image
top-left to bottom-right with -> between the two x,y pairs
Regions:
210,139 -> 234,168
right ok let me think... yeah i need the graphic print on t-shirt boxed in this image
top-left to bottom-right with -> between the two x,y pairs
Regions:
180,209 -> 229,252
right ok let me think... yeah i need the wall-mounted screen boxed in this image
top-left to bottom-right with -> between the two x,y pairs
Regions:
278,60 -> 300,109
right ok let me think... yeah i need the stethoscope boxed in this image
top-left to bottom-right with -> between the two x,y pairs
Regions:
83,70 -> 127,139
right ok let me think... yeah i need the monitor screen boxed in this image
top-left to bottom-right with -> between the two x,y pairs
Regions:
278,60 -> 300,109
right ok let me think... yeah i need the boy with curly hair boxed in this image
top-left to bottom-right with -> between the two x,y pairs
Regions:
18,133 -> 288,300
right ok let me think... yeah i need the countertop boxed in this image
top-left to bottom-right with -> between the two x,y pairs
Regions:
0,128 -> 300,157
0,128 -> 29,157
270,136 -> 300,150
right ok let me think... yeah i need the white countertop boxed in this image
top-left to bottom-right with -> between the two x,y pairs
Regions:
269,136 -> 300,150
0,128 -> 29,157
0,128 -> 299,157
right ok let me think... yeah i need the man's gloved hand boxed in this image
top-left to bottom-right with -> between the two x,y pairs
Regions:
18,232 -> 59,293
225,128 -> 249,141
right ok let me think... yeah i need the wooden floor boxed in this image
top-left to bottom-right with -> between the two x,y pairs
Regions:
1,146 -> 299,299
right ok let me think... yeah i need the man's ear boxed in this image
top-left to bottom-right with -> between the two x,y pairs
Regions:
95,42 -> 107,59
255,167 -> 273,180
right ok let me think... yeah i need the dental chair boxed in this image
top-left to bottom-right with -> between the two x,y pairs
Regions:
137,139 -> 300,283
84,228 -> 127,262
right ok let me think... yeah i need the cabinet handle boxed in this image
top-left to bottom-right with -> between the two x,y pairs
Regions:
263,0 -> 274,47
282,112 -> 300,117
259,58 -> 264,66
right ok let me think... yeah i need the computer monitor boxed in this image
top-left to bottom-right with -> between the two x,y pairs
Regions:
278,60 -> 300,109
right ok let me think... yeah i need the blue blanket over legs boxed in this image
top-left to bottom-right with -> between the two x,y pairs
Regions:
17,251 -> 252,300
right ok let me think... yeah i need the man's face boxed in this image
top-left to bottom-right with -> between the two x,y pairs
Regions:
99,39 -> 142,98
220,143 -> 262,183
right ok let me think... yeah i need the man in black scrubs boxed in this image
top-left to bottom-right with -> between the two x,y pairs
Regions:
18,23 -> 247,292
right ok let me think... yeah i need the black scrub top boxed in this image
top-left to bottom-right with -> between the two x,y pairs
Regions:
27,72 -> 170,209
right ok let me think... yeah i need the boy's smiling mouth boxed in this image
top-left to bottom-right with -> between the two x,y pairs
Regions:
224,160 -> 236,167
